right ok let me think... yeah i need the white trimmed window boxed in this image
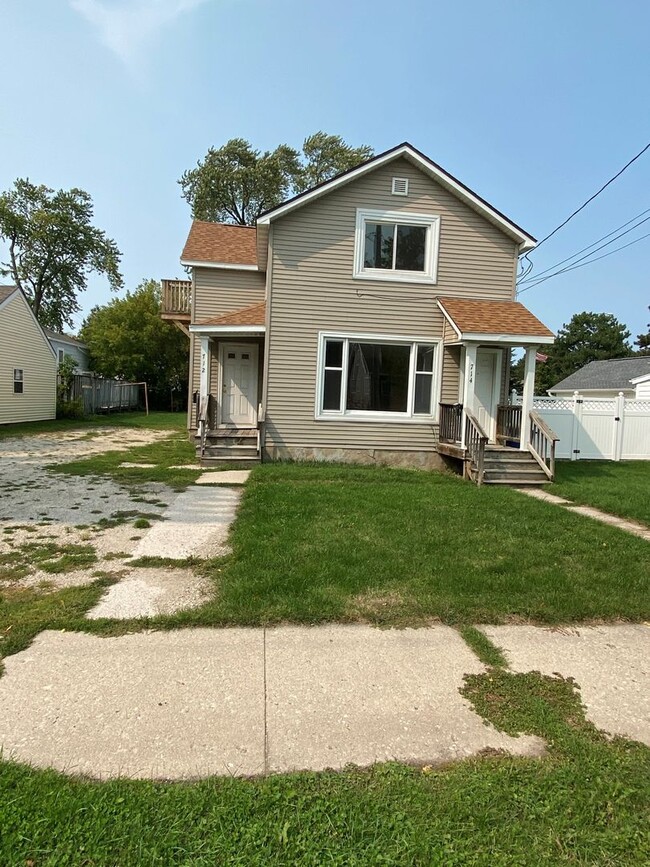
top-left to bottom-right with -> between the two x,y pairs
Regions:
316,333 -> 440,421
58,349 -> 65,364
353,208 -> 440,284
13,368 -> 24,395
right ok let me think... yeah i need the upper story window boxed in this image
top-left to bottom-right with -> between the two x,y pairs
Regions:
13,368 -> 24,394
58,349 -> 65,364
353,209 -> 440,284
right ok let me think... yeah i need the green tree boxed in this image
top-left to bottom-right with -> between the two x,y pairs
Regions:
80,280 -> 188,409
0,179 -> 123,330
635,306 -> 650,355
179,132 -> 373,225
534,311 -> 633,393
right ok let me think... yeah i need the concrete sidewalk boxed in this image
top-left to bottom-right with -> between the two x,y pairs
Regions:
0,625 -> 543,780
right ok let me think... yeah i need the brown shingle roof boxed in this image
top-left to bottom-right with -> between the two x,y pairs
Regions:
199,301 -> 266,327
438,297 -> 554,338
181,221 -> 258,266
0,285 -> 17,305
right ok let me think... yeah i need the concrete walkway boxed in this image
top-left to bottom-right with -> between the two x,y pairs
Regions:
517,487 -> 650,541
0,626 -> 544,780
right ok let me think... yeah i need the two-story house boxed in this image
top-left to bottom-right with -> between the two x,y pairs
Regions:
162,143 -> 556,484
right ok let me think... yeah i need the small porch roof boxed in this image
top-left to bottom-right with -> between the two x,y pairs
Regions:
438,297 -> 554,345
189,301 -> 266,335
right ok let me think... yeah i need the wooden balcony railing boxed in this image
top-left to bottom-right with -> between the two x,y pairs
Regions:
161,279 -> 191,316
439,402 -> 463,443
496,403 -> 522,445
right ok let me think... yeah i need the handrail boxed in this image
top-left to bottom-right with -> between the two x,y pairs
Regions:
464,409 -> 489,486
197,394 -> 212,459
161,279 -> 192,315
528,410 -> 559,480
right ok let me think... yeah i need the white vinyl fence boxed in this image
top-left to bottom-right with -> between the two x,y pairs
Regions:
512,392 -> 650,461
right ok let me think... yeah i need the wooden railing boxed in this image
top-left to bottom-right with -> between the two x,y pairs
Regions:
465,409 -> 489,486
197,394 -> 213,459
439,403 -> 463,443
528,411 -> 559,481
162,279 -> 191,315
496,404 -> 522,445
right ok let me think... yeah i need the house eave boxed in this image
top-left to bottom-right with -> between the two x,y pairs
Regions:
189,324 -> 266,335
256,143 -> 536,250
181,260 -> 260,271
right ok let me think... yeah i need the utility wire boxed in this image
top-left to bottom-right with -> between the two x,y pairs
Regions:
518,229 -> 650,294
532,139 -> 650,252
517,208 -> 650,287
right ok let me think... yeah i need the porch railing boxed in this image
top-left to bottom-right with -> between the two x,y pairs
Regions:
528,411 -> 559,481
465,409 -> 489,486
197,394 -> 213,459
439,402 -> 463,443
162,279 -> 191,316
496,403 -> 522,445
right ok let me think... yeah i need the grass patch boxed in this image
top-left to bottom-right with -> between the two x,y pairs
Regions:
0,543 -> 97,582
458,626 -> 507,668
155,463 -> 649,627
133,517 -> 151,529
553,460 -> 650,527
50,432 -> 199,491
0,667 -> 648,864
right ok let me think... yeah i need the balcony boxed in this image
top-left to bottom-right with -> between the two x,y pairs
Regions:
161,279 -> 191,322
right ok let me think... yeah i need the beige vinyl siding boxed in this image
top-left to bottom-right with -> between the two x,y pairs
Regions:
188,267 -> 267,429
441,346 -> 461,404
265,158 -> 518,451
0,294 -> 56,424
194,267 -> 265,321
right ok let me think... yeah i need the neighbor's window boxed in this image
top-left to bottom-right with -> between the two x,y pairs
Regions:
58,349 -> 65,364
318,336 -> 437,419
354,209 -> 440,283
13,368 -> 24,394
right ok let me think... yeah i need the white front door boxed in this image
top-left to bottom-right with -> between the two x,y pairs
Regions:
474,349 -> 501,441
219,343 -> 258,427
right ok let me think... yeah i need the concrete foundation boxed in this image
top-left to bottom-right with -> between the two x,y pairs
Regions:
263,444 -> 446,471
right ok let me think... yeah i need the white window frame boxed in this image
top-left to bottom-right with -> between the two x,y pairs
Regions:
13,368 -> 24,395
315,331 -> 442,423
353,208 -> 440,285
57,349 -> 65,364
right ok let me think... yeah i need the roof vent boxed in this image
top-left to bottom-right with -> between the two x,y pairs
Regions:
391,177 -> 409,196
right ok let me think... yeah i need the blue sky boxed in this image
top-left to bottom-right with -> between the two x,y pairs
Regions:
1,0 -> 649,341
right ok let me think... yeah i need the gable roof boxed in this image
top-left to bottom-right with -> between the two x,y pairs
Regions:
181,221 -> 258,268
0,285 -> 18,308
257,142 -> 536,251
198,301 -> 266,327
42,327 -> 87,348
437,297 -> 554,343
550,357 -> 650,393
0,285 -> 56,359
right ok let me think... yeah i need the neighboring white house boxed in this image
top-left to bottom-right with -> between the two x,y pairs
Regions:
43,328 -> 91,371
0,285 -> 57,424
548,357 -> 650,399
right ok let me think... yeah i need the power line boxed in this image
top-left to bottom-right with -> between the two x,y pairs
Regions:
517,207 -> 650,288
531,139 -> 650,253
518,229 -> 650,294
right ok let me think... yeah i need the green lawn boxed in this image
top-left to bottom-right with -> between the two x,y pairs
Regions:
150,462 -> 650,627
554,460 -> 650,527
1,665 -> 648,865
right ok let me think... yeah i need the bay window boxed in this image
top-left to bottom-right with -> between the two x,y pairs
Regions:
317,334 -> 439,420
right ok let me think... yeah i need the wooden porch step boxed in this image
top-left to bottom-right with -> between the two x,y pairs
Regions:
200,455 -> 261,466
483,478 -> 552,485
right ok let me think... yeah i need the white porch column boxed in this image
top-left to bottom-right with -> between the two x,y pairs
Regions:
199,336 -> 211,407
460,343 -> 478,448
520,345 -> 537,450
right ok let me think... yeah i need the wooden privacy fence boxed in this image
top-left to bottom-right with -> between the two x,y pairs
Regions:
66,374 -> 146,415
511,392 -> 650,461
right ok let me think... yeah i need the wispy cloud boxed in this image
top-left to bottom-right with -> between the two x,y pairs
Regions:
70,0 -> 210,69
